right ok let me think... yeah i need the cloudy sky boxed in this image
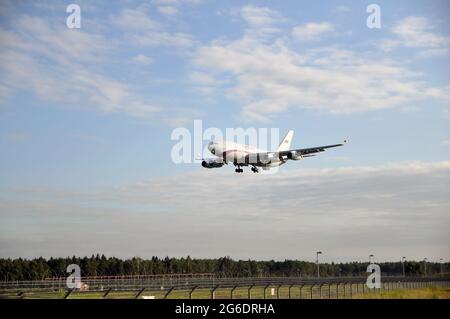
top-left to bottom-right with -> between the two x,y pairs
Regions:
0,0 -> 449,262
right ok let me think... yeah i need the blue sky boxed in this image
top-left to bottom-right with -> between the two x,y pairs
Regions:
0,0 -> 449,261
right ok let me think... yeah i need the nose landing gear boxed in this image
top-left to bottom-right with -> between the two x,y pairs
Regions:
251,166 -> 259,173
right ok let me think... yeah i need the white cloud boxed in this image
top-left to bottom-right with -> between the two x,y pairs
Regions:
380,16 -> 450,55
152,0 -> 179,5
2,15 -> 110,63
1,161 -> 449,260
157,6 -> 178,15
114,8 -> 161,31
193,40 -> 449,121
130,31 -> 195,47
152,0 -> 204,16
0,8 -> 204,127
292,22 -> 334,41
0,83 -> 10,100
392,16 -> 450,48
0,14 -> 162,119
131,54 -> 154,65
113,8 -> 195,47
192,10 -> 450,121
189,71 -> 222,86
417,48 -> 450,58
152,0 -> 204,4
240,5 -> 283,28
188,71 -> 225,97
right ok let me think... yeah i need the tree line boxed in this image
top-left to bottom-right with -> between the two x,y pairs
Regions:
0,255 -> 447,281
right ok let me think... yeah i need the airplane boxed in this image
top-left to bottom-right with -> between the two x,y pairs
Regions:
201,130 -> 347,173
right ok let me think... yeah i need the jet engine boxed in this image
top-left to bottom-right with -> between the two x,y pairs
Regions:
287,151 -> 303,160
201,158 -> 225,168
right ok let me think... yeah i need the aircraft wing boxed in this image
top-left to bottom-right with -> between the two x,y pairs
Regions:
244,139 -> 346,164
279,142 -> 345,158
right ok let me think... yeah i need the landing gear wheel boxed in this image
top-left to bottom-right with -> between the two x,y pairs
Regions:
234,164 -> 244,173
251,166 -> 259,173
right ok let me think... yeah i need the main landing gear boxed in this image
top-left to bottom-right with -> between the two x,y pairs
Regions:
234,164 -> 259,173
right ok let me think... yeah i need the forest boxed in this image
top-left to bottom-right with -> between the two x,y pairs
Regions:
0,255 -> 447,281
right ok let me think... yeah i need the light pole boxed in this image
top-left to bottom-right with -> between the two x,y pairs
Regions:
369,254 -> 374,264
402,257 -> 406,277
316,251 -> 322,279
440,258 -> 443,277
423,258 -> 427,276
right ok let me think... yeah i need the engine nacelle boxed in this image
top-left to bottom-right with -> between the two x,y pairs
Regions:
287,151 -> 303,160
201,159 -> 224,168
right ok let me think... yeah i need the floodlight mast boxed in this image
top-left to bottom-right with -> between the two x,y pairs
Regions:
316,251 -> 322,279
402,257 -> 406,277
423,258 -> 428,276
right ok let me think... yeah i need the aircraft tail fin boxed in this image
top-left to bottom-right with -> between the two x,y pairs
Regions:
277,130 -> 294,152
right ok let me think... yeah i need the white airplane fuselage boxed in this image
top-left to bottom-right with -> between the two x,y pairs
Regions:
207,140 -> 286,168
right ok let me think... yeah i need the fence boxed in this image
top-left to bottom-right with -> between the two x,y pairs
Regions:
0,275 -> 448,299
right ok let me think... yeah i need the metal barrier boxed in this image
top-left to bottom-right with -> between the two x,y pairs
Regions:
1,275 -> 449,299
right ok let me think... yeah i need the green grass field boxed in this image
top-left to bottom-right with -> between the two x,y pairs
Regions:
353,286 -> 450,299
